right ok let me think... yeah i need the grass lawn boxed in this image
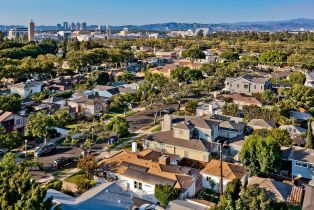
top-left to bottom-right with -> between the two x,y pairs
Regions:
64,171 -> 85,185
151,124 -> 162,132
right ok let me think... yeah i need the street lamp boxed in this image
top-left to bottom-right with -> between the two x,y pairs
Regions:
25,139 -> 28,158
217,139 -> 227,196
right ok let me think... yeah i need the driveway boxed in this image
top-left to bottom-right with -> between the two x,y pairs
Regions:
126,104 -> 179,133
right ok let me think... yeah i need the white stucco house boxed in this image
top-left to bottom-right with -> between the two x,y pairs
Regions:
10,81 -> 43,98
200,159 -> 247,192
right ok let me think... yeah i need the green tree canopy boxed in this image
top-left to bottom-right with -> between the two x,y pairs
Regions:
0,94 -> 22,113
279,84 -> 314,110
0,153 -> 52,210
240,134 -> 281,176
171,66 -> 204,82
288,72 -> 306,85
154,184 -> 180,207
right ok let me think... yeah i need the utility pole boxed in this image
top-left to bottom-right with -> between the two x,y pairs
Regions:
220,142 -> 223,195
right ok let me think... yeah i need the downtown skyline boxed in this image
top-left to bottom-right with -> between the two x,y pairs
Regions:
0,0 -> 314,25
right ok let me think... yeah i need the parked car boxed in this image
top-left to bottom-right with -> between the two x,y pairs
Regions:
34,143 -> 56,157
51,157 -> 76,169
163,107 -> 175,114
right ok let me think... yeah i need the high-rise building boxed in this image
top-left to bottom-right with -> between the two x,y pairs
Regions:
106,25 -> 112,36
80,22 -> 87,30
63,22 -> 68,30
76,22 -> 80,30
56,24 -> 62,30
71,22 -> 76,31
28,19 -> 35,41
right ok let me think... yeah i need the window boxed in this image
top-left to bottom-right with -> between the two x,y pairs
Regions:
254,85 -> 256,89
179,130 -> 183,135
261,85 -> 263,90
16,119 -> 21,125
296,162 -> 308,168
227,82 -> 229,85
244,85 -> 248,89
237,84 -> 239,88
134,181 -> 143,190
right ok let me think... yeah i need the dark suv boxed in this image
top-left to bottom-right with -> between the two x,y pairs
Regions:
52,157 -> 75,169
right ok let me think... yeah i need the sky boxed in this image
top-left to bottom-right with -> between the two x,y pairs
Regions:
1,0 -> 314,26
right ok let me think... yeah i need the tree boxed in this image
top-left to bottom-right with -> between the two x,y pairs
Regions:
288,72 -> 306,85
220,49 -> 239,61
260,90 -> 277,105
224,179 -> 242,202
0,127 -> 23,150
240,134 -> 281,176
51,109 -> 73,127
26,111 -> 54,145
181,49 -> 206,62
105,117 -> 129,138
305,119 -> 313,149
0,153 -> 52,210
87,70 -> 110,86
116,71 -> 134,83
171,66 -> 204,82
279,84 -> 314,110
0,94 -> 22,113
222,103 -> 238,117
259,50 -> 287,65
185,100 -> 199,114
236,186 -> 271,210
77,155 -> 98,180
154,184 -> 180,207
268,128 -> 292,147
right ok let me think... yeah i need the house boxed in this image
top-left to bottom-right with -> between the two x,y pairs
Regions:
143,115 -> 244,162
247,119 -> 276,130
200,159 -> 247,192
290,111 -> 312,122
280,125 -> 307,136
42,96 -> 67,106
10,81 -> 43,98
100,150 -> 201,203
222,94 -> 262,108
196,101 -> 225,116
45,182 -> 134,210
285,146 -> 314,179
304,71 -> 314,88
248,176 -> 303,204
67,94 -> 108,116
148,63 -> 178,78
302,185 -> 314,210
0,111 -> 26,134
167,199 -> 215,210
224,75 -> 271,95
93,85 -> 136,99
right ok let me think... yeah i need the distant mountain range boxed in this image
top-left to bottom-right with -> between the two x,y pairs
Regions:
1,18 -> 314,32
111,18 -> 314,32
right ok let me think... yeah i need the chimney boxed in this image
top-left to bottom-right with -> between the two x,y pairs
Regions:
162,114 -> 172,132
131,142 -> 137,153
159,155 -> 170,165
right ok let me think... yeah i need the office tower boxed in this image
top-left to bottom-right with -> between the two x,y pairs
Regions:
63,22 -> 68,30
106,25 -> 112,36
56,24 -> 62,30
76,22 -> 80,30
71,22 -> 76,31
80,22 -> 87,30
28,19 -> 35,41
